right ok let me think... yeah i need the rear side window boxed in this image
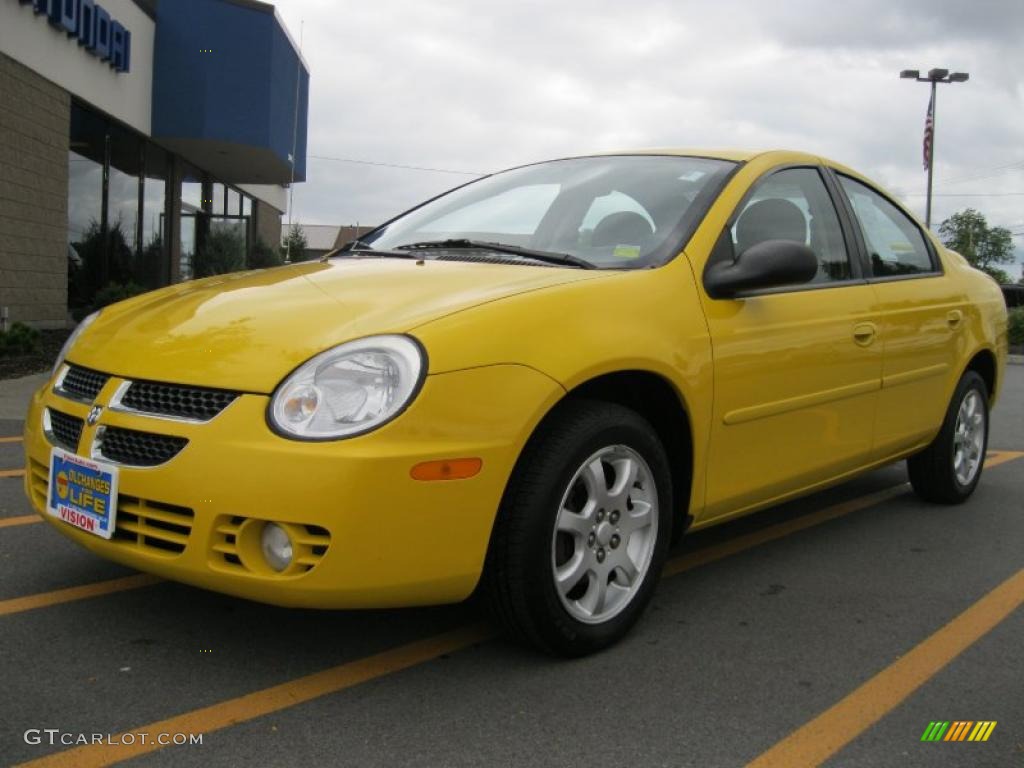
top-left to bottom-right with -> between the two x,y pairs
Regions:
837,175 -> 936,277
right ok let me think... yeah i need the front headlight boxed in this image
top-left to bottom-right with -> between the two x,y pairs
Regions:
52,310 -> 100,378
268,335 -> 426,440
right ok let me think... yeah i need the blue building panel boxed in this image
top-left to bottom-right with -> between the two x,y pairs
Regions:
152,0 -> 309,184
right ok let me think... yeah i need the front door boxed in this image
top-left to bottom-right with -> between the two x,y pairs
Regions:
698,166 -> 883,521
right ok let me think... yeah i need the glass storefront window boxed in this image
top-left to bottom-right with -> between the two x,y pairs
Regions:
106,121 -> 142,287
180,166 -> 205,282
67,104 -> 106,314
140,144 -> 168,289
66,102 -> 263,310
179,216 -> 196,282
211,183 -> 226,216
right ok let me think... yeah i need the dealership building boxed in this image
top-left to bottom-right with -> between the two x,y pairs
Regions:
0,0 -> 309,327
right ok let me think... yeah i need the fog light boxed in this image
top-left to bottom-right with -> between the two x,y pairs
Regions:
261,523 -> 293,572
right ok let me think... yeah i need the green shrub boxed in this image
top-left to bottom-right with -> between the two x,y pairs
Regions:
0,322 -> 41,357
195,226 -> 246,277
1009,306 -> 1024,347
93,281 -> 146,310
248,237 -> 284,269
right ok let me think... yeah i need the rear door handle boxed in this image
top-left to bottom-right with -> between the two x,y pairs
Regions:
947,309 -> 964,329
853,322 -> 876,346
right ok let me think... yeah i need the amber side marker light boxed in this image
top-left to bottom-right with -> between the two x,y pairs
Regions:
411,458 -> 483,481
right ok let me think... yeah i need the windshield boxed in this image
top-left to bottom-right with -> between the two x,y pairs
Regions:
357,155 -> 736,269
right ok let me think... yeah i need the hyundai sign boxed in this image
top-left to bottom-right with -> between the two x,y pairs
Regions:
20,0 -> 131,73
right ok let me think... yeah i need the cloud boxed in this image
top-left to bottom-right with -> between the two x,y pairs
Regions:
274,0 -> 1024,266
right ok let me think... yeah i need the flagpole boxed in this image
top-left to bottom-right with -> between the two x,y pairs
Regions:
286,20 -> 304,263
899,68 -> 969,231
925,79 -> 937,229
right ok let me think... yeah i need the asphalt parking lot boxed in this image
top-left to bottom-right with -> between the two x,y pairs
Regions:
2,366 -> 1022,768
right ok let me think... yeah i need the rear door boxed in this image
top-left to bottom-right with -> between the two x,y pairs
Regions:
831,173 -> 966,458
699,166 -> 883,521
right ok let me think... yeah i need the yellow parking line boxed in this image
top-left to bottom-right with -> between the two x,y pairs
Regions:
984,450 -> 1024,468
0,515 -> 41,529
0,436 -> 23,443
746,567 -> 1024,767
664,484 -> 908,577
8,483 -> 921,767
14,624 -> 496,768
0,575 -> 162,617
0,468 -> 25,478
9,450 -> 1024,767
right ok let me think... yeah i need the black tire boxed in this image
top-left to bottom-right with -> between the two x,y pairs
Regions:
484,399 -> 673,656
908,370 -> 989,504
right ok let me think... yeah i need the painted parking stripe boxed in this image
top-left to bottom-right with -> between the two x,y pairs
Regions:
8,452 -> 1024,767
0,468 -> 25,478
746,567 -> 1024,767
14,624 -> 496,768
0,515 -> 40,529
664,484 -> 908,577
984,449 -> 1024,468
0,436 -> 23,443
0,575 -> 161,617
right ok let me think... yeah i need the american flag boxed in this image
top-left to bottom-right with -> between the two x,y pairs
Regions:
923,91 -> 934,171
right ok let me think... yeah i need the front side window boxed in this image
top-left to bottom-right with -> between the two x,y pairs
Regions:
361,155 -> 736,269
837,175 -> 935,277
731,167 -> 852,284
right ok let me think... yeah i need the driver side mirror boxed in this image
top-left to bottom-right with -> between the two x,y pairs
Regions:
704,239 -> 818,299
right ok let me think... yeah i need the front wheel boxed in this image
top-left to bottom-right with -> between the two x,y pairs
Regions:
908,370 -> 989,504
484,400 -> 673,656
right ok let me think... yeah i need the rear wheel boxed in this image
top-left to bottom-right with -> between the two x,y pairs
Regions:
908,371 -> 989,504
485,400 -> 672,656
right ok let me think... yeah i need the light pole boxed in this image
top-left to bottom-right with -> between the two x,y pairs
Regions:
900,68 -> 969,229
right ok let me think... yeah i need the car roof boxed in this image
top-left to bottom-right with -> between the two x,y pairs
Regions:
595,148 -> 825,164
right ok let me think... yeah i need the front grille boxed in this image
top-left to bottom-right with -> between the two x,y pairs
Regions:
98,427 -> 187,466
113,496 -> 194,554
120,380 -> 237,421
59,365 -> 110,402
211,516 -> 331,575
29,461 -> 194,556
46,408 -> 84,451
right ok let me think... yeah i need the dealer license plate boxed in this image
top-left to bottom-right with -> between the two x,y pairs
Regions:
46,447 -> 119,540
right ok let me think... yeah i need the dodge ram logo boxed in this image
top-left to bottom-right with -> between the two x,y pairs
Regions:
86,405 -> 103,426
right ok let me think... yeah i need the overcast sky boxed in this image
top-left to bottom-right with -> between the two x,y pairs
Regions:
274,0 -> 1024,273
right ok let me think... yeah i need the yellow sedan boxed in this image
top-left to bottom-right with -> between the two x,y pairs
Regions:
24,150 -> 1007,655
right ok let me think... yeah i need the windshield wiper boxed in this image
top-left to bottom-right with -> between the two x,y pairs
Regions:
395,239 -> 596,269
325,243 -> 422,262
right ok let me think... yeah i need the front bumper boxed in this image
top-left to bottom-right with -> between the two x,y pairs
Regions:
24,363 -> 563,608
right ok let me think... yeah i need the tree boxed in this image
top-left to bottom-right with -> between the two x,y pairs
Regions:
248,237 -> 284,269
938,208 -> 1014,284
281,223 -> 309,262
194,225 -> 246,277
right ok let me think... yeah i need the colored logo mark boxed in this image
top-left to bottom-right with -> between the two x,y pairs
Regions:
921,721 -> 996,742
55,471 -> 69,500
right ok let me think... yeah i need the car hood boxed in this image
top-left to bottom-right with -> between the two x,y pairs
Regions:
68,258 -> 605,393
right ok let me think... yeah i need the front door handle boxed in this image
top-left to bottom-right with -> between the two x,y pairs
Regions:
947,309 -> 964,329
853,322 -> 876,346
